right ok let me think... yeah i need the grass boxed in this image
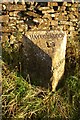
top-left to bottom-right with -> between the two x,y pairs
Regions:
2,64 -> 74,120
2,60 -> 80,119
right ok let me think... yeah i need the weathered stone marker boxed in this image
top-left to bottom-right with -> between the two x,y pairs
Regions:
23,30 -> 67,91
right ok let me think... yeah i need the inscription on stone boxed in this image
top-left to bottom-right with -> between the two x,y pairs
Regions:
29,32 -> 64,40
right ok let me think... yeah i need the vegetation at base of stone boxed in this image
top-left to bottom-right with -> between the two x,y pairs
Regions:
2,63 -> 80,120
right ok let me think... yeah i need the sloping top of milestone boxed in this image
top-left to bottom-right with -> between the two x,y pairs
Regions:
24,30 -> 66,58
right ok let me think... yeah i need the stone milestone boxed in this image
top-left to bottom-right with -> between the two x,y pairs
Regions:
22,30 -> 67,91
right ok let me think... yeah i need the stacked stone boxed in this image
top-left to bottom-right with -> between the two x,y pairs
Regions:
1,3 -> 26,48
1,2 -> 79,44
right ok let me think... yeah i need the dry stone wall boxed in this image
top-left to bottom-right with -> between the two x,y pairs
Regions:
1,2 -> 79,36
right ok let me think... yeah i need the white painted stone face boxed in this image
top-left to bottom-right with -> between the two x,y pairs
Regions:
23,30 -> 67,91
